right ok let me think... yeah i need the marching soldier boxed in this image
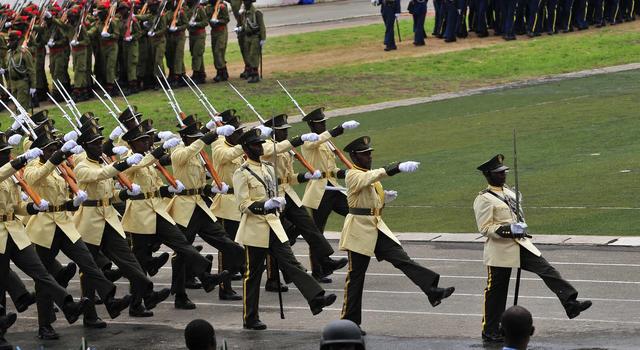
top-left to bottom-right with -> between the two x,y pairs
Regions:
0,132 -> 89,341
260,115 -> 348,287
339,136 -> 454,333
186,0 -> 208,83
408,0 -> 427,45
44,6 -> 71,93
118,1 -> 142,95
372,0 -> 400,50
206,0 -> 230,82
143,0 -> 168,83
95,1 -> 122,93
233,128 -> 337,330
165,116 -> 239,307
301,109 -> 359,281
60,5 -> 93,101
165,0 -> 188,86
5,30 -> 36,112
23,129 -> 134,334
236,0 -> 265,83
473,154 -> 592,342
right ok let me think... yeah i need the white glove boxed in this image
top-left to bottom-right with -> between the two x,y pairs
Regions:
101,32 -> 111,38
384,190 -> 398,203
163,137 -> 180,149
143,20 -> 150,27
29,88 -> 36,97
45,10 -> 52,18
126,153 -> 144,166
33,199 -> 49,212
211,182 -> 229,194
47,40 -> 54,47
264,197 -> 286,210
300,133 -> 319,142
20,191 -> 28,202
510,222 -> 528,234
157,131 -> 175,141
114,181 -> 124,191
395,13 -> 400,19
210,18 -> 219,25
109,126 -> 124,140
212,115 -> 223,123
257,125 -> 272,138
72,190 -> 88,206
10,120 -> 21,131
169,26 -> 177,32
4,22 -> 11,28
233,26 -> 242,33
259,39 -> 266,47
341,120 -> 360,130
371,0 -> 378,5
64,130 -> 78,142
168,180 -> 185,194
61,140 -> 78,153
398,161 -> 420,173
147,31 -> 155,37
70,40 -> 79,46
216,125 -> 235,137
127,183 -> 141,196
0,68 -> 5,75
124,35 -> 133,42
70,145 -> 84,154
21,148 -> 43,161
112,146 -> 129,155
239,8 -> 245,15
205,120 -> 217,131
189,20 -> 196,26
304,169 -> 322,180
7,134 -> 22,146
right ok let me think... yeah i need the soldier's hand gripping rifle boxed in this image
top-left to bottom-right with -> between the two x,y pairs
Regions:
276,80 -> 353,169
169,0 -> 184,29
228,82 -> 316,173
101,0 -> 117,36
151,0 -> 169,32
157,69 -> 224,189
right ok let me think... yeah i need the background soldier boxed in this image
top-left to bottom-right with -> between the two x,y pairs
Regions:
165,0 -> 188,86
339,136 -> 454,333
473,154 -> 592,343
372,0 -> 400,50
96,1 -> 122,93
118,1 -> 142,95
207,0 -> 230,82
62,5 -> 93,101
44,6 -> 71,94
143,0 -> 168,85
408,0 -> 427,45
237,0 -> 265,83
233,128 -> 337,330
6,30 -> 35,112
186,0 -> 208,83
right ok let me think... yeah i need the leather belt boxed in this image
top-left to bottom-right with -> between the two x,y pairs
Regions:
45,204 -> 67,213
320,171 -> 336,179
349,208 -> 383,216
0,213 -> 14,222
129,190 -> 161,200
83,198 -> 114,207
178,188 -> 204,196
190,28 -> 206,35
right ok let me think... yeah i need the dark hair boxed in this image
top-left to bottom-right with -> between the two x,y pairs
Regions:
184,319 -> 216,350
501,305 -> 533,339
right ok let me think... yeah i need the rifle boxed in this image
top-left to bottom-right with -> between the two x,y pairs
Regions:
395,16 -> 401,42
157,68 -> 223,189
512,128 -> 528,306
169,0 -> 184,29
138,2 -> 148,15
276,81 -> 353,169
21,16 -> 36,49
72,5 -> 88,43
209,0 -> 221,21
228,83 -> 315,173
151,0 -> 168,32
101,0 -> 117,35
270,109 -> 285,320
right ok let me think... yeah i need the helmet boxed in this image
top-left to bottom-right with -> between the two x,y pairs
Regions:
319,320 -> 365,350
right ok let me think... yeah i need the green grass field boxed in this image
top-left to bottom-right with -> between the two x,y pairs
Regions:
287,69 -> 640,235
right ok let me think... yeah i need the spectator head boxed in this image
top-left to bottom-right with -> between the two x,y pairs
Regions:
501,305 -> 535,350
185,319 -> 216,350
320,320 -> 365,350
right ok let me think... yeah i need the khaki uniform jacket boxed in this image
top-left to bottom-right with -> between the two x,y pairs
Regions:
232,159 -> 287,248
166,140 -> 217,227
73,157 -> 126,246
0,162 -> 32,254
473,185 -> 541,268
23,160 -> 82,248
261,139 -> 303,207
339,166 -> 399,257
121,153 -> 176,234
301,131 -> 342,209
210,137 -> 244,221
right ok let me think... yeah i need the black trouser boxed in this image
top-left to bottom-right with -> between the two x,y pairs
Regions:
482,245 -> 579,335
130,214 -> 211,300
174,208 -> 243,295
311,190 -> 349,235
1,237 -> 73,327
243,231 -> 324,325
341,232 -> 440,325
35,227 -> 116,324
0,269 -> 31,313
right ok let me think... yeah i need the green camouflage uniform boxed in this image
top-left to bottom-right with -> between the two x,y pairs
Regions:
97,16 -> 122,87
229,0 -> 248,77
186,2 -> 208,82
31,25 -> 49,97
206,0 -> 229,82
7,47 -> 36,111
140,7 -> 168,80
165,6 -> 188,82
47,17 -> 72,87
241,3 -> 265,83
120,13 -> 143,91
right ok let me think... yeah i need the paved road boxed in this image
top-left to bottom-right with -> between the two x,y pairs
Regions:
5,240 -> 639,349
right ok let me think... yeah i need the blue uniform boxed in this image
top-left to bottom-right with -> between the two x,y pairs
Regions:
377,0 -> 401,50
409,0 -> 428,45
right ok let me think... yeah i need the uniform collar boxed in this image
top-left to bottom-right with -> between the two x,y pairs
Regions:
247,159 -> 261,167
353,164 -> 368,172
488,185 -> 503,192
